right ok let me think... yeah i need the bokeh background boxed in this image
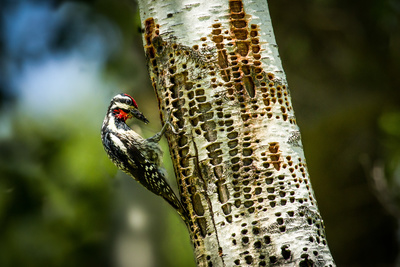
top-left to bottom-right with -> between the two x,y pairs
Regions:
0,0 -> 399,266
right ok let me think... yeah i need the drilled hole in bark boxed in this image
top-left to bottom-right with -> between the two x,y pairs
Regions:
225,119 -> 233,126
244,255 -> 253,264
227,132 -> 238,139
198,103 -> 212,112
197,218 -> 207,237
232,164 -> 240,172
178,136 -> 188,147
180,158 -> 189,168
192,193 -> 204,216
243,158 -> 253,166
222,204 -> 232,215
244,201 -> 254,208
228,140 -> 238,148
234,199 -> 241,208
281,245 -> 291,260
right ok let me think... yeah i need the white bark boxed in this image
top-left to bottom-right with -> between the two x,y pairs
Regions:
136,0 -> 336,266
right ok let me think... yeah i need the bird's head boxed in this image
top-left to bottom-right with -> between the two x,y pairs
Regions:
109,93 -> 149,124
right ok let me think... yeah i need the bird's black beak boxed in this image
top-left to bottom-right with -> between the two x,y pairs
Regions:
131,109 -> 149,124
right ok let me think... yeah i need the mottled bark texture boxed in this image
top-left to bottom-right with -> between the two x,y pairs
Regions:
137,0 -> 335,266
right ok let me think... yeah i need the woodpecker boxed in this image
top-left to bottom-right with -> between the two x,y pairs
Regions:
101,93 -> 188,222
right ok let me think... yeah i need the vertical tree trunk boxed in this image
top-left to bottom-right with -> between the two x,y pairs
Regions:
136,0 -> 335,266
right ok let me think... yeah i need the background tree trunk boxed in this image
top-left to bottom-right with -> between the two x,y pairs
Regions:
137,0 -> 336,266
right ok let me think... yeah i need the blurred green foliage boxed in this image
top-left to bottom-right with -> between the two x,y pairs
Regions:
0,119 -> 115,266
0,0 -> 399,266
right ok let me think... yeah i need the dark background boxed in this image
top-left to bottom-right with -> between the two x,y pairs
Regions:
1,0 -> 399,266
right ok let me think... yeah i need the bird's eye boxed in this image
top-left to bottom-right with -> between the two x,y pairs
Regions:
126,98 -> 132,105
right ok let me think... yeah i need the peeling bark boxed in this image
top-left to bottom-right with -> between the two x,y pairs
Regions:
136,0 -> 336,266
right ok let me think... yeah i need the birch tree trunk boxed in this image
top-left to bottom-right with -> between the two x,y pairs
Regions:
136,0 -> 336,266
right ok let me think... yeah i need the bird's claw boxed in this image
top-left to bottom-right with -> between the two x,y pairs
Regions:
164,109 -> 178,134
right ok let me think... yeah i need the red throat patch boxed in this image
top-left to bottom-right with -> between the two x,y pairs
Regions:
113,109 -> 132,121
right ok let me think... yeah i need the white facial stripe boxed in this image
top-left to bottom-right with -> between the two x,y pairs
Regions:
111,103 -> 133,110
